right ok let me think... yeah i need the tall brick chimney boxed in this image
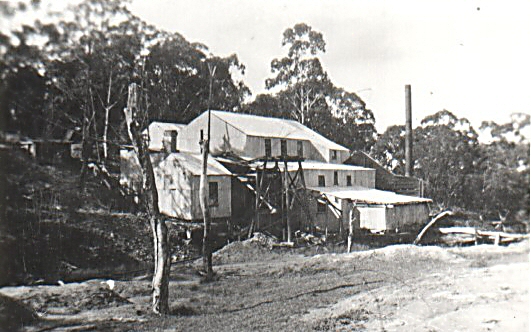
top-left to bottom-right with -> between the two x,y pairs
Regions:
405,84 -> 413,177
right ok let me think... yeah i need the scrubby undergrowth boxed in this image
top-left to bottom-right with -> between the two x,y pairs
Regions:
0,148 -> 156,286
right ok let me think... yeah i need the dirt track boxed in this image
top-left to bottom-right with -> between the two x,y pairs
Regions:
1,240 -> 528,331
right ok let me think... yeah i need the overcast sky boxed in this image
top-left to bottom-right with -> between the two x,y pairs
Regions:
4,0 -> 530,132
128,0 -> 531,132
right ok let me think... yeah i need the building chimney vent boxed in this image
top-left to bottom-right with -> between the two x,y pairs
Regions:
163,130 -> 178,153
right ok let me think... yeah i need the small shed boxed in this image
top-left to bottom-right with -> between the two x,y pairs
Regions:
120,150 -> 232,220
308,186 -> 432,233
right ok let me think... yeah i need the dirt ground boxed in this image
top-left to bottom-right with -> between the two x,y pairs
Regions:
1,148 -> 529,331
1,238 -> 528,331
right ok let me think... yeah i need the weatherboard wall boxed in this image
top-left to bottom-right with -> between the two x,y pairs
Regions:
176,111 -> 350,162
190,175 -> 231,220
244,135 -> 325,161
384,203 -> 429,231
120,149 -> 232,220
177,113 -> 247,155
358,203 -> 429,232
301,168 -> 375,188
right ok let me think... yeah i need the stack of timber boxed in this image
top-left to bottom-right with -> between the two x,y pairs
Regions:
438,227 -> 528,245
344,151 -> 421,197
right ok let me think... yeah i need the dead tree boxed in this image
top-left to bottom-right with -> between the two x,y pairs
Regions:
124,83 -> 170,314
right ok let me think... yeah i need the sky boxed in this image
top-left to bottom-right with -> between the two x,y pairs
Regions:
128,0 -> 531,133
3,0 -> 530,133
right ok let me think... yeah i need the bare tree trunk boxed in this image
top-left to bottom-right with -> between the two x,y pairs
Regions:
347,207 -> 353,253
102,70 -> 113,162
80,43 -> 93,190
284,165 -> 291,243
79,104 -> 91,190
125,83 -> 170,314
347,204 -> 358,253
199,139 -> 213,281
89,87 -> 101,163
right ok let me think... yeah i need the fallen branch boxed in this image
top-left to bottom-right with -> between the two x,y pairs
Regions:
413,211 -> 453,245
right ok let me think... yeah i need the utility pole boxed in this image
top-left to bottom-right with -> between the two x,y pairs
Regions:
200,62 -> 216,281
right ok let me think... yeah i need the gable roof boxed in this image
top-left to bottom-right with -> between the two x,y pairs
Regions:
153,152 -> 231,176
144,121 -> 186,135
209,110 -> 349,151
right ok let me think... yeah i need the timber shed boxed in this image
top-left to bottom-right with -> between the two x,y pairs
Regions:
344,151 -> 423,197
120,150 -> 232,221
308,186 -> 432,233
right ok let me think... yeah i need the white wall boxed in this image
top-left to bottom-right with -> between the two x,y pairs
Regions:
358,206 -> 387,231
177,112 -> 350,162
357,203 -> 429,232
190,175 -> 232,220
154,157 -> 194,219
301,168 -> 376,188
178,113 -> 247,155
245,136 -> 326,161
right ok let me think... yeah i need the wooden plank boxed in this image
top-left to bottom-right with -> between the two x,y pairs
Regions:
439,227 -> 529,239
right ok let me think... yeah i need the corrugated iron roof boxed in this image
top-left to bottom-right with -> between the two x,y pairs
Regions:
210,110 -> 349,151
153,152 -> 232,176
308,186 -> 432,205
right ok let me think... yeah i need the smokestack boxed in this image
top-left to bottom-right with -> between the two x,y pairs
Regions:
405,84 -> 413,177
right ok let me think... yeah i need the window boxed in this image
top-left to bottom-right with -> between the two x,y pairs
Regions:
297,141 -> 303,158
209,182 -> 219,206
280,139 -> 287,157
265,139 -> 272,158
317,201 -> 327,213
318,175 -> 326,187
346,175 -> 352,186
333,171 -> 338,186
331,150 -> 338,160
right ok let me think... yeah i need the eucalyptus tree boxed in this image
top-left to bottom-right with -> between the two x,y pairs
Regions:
372,110 -> 482,210
145,38 -> 250,123
265,23 -> 331,125
259,23 -> 376,152
477,114 -> 530,220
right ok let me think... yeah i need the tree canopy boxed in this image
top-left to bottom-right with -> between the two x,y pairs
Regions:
371,110 -> 529,221
2,7 -> 528,222
246,23 -> 377,152
1,0 -> 250,161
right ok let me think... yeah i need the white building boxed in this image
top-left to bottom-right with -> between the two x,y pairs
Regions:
121,110 -> 431,234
